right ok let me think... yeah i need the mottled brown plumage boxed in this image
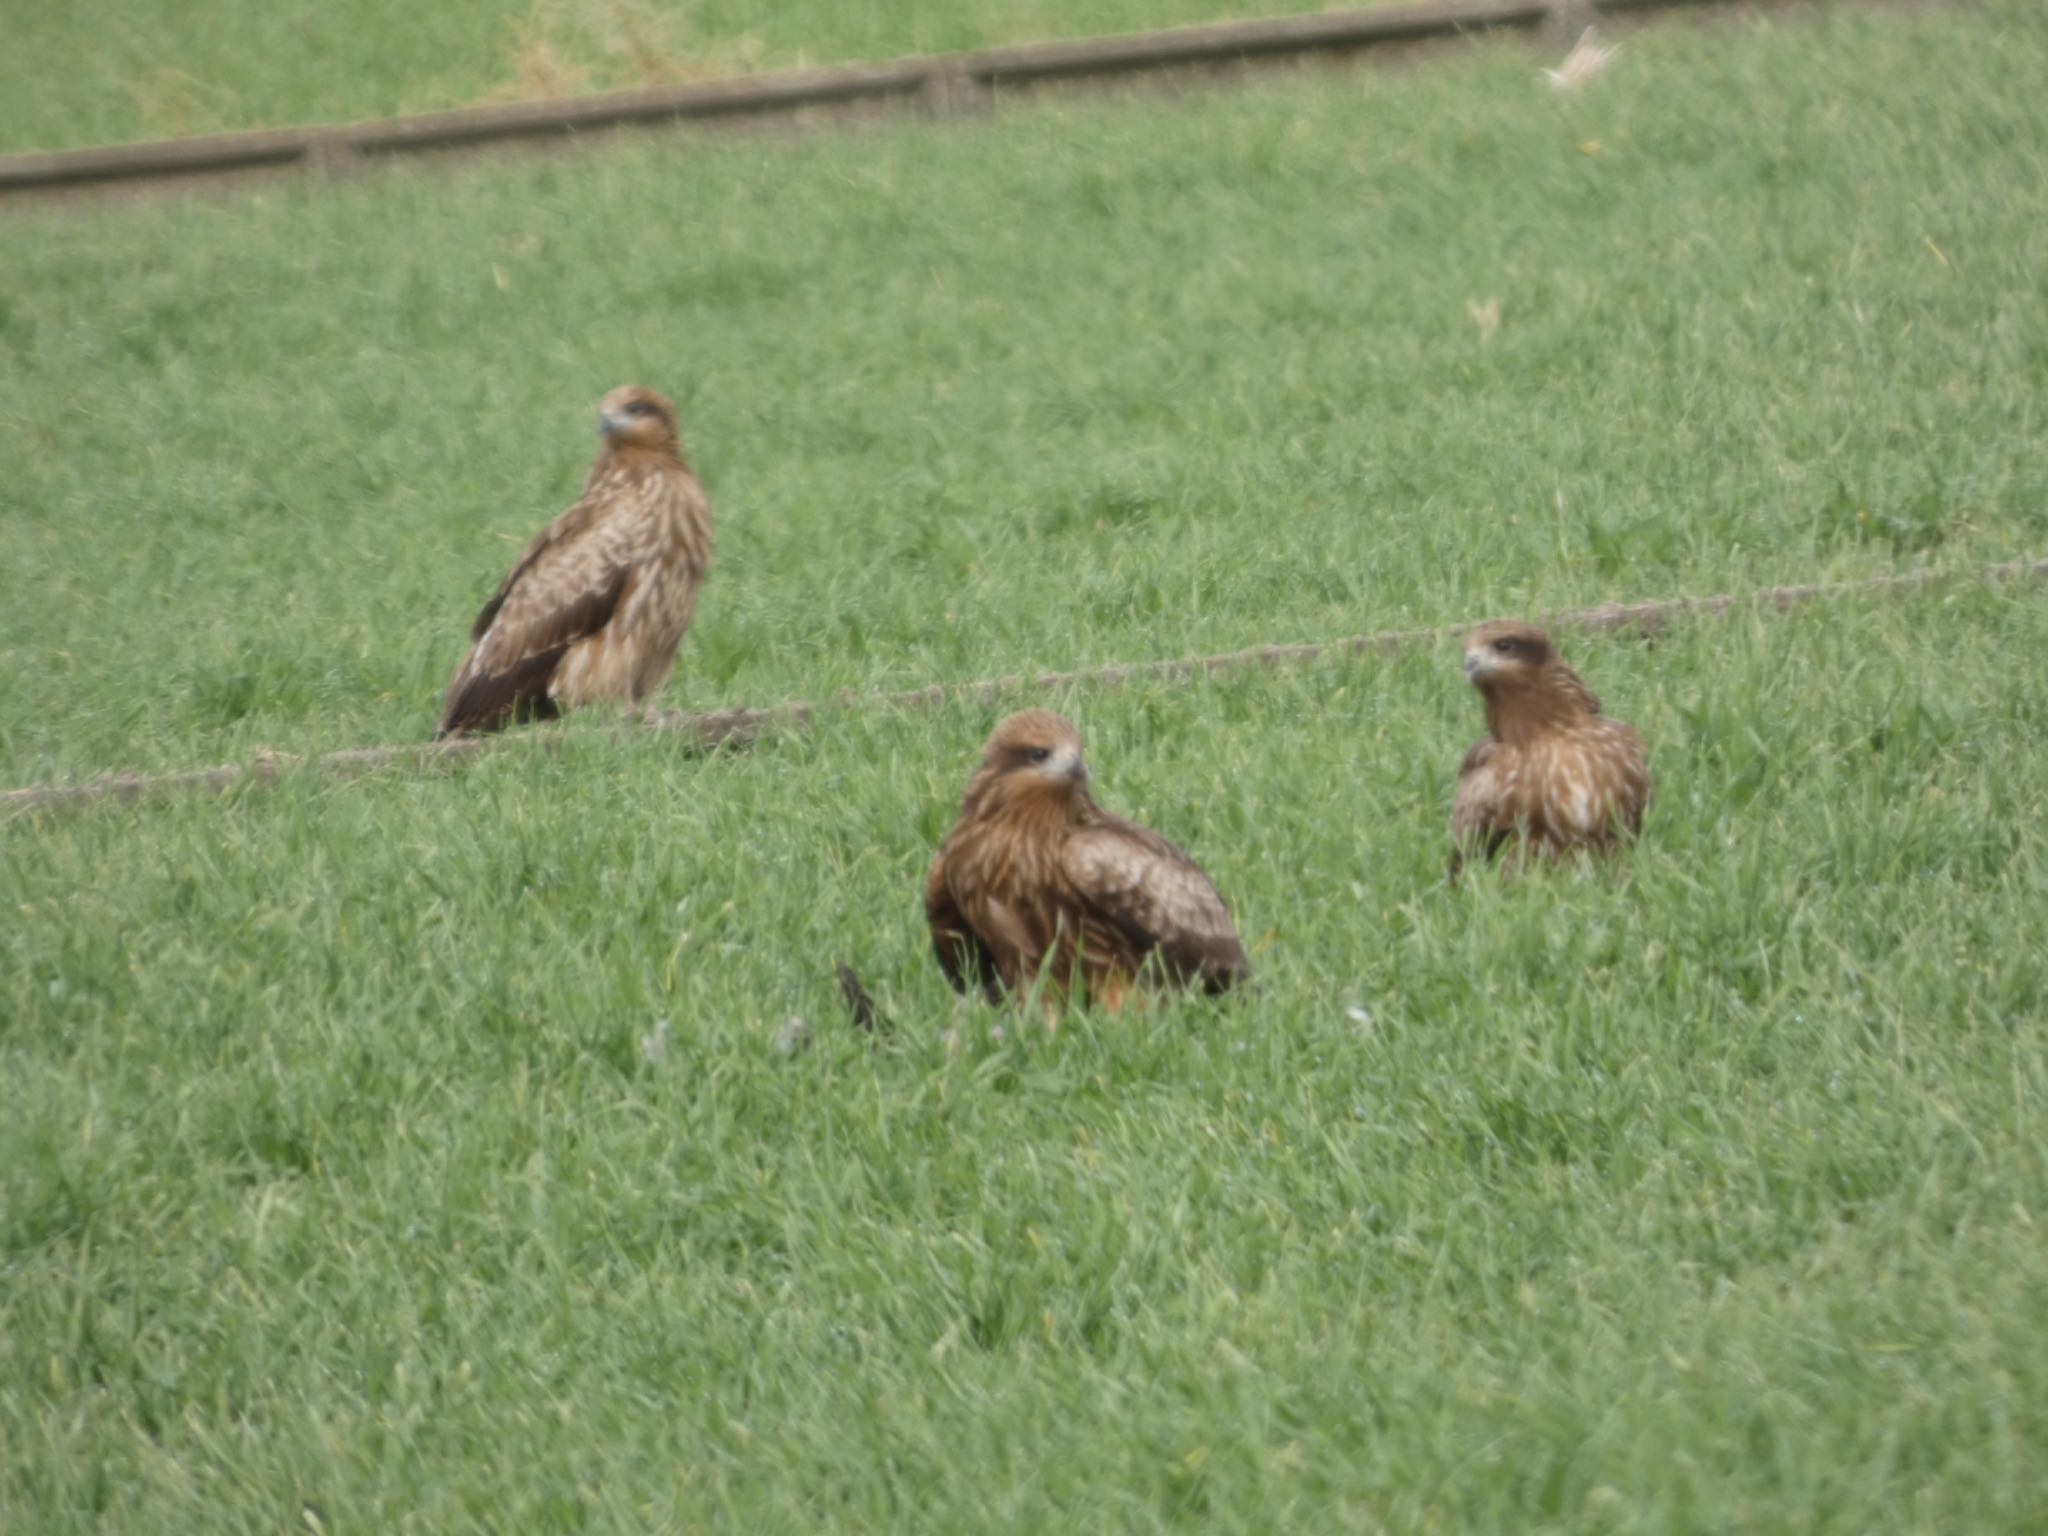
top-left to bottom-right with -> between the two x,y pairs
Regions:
925,711 -> 1249,1006
1451,621 -> 1650,876
438,386 -> 713,737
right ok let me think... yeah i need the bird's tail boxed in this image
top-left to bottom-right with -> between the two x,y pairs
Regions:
437,651 -> 567,740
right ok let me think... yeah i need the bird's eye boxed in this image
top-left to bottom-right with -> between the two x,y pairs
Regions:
1493,638 -> 1516,654
623,400 -> 652,417
1024,747 -> 1052,763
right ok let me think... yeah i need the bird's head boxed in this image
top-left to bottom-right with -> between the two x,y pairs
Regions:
1461,620 -> 1557,689
967,709 -> 1092,812
1461,620 -> 1601,735
597,385 -> 680,452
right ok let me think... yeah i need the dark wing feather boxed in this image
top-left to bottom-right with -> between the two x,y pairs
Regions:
1610,724 -> 1651,835
437,647 -> 568,738
440,480 -> 652,736
465,495 -> 609,642
1449,735 -> 1510,871
924,853 -> 1003,1002
438,563 -> 630,736
1456,736 -> 1499,780
469,570 -> 516,644
1063,818 -> 1248,993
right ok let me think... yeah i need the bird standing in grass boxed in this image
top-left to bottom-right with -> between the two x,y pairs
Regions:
1451,620 -> 1649,876
925,710 -> 1249,1008
439,385 -> 712,737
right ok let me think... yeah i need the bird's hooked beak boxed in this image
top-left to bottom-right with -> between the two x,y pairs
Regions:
1462,649 -> 1494,682
1048,744 -> 1089,787
598,408 -> 628,439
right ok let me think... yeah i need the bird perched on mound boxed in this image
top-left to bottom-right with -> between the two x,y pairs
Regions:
438,385 -> 713,737
924,710 -> 1249,1008
1451,620 -> 1649,876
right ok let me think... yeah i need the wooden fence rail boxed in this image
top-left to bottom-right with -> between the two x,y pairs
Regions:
2,0 -> 1780,197
6,556 -> 2042,820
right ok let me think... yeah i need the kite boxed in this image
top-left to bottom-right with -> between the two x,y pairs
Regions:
925,710 -> 1249,1006
1451,620 -> 1650,875
439,385 -> 712,737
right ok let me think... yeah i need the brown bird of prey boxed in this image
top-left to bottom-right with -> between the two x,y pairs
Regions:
438,385 -> 713,737
925,710 -> 1249,1007
1451,620 -> 1650,876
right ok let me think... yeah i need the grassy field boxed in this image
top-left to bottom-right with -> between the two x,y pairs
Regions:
6,1 -> 2048,1529
3,3 -> 2043,788
0,0 -> 1410,154
6,586 -> 2048,1531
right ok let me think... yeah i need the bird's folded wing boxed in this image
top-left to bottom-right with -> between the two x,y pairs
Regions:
1451,736 -> 1505,837
465,495 -> 653,679
1456,736 -> 1499,780
923,853 -> 1002,1000
1063,821 -> 1247,985
467,493 -> 607,642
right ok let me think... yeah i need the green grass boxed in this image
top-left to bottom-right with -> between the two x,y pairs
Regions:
0,0 -> 1409,154
2,1 -> 2043,788
6,585 -> 2048,1531
5,2 -> 2048,1528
